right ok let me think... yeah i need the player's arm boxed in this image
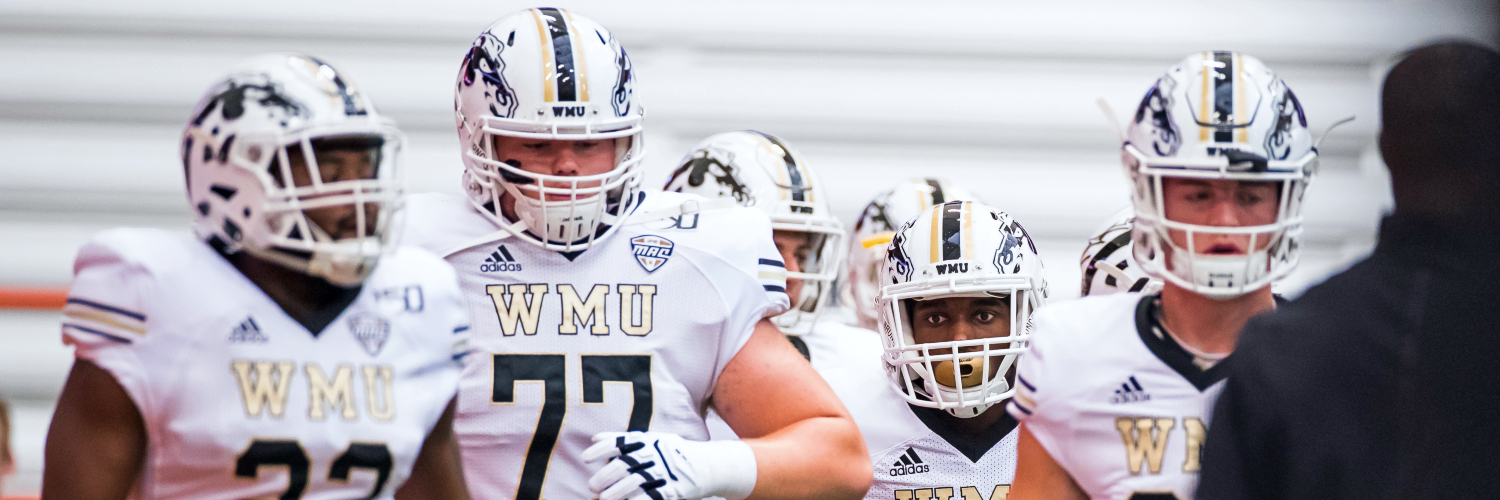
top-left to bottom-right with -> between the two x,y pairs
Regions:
1010,422 -> 1088,500
42,359 -> 147,500
584,318 -> 870,500
395,398 -> 470,500
712,318 -> 872,499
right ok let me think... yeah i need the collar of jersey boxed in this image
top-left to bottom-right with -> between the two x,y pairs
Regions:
1134,294 -> 1231,391
905,404 -> 1018,463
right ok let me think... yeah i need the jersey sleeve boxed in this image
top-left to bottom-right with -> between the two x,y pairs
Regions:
61,233 -> 157,415
1007,305 -> 1075,465
431,254 -> 475,366
682,205 -> 791,382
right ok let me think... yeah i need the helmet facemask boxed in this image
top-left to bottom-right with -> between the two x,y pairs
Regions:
883,286 -> 1037,419
227,128 -> 403,287
1125,143 -> 1314,298
771,225 -> 845,334
464,124 -> 645,252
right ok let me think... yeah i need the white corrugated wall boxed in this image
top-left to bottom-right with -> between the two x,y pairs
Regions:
0,0 -> 1493,495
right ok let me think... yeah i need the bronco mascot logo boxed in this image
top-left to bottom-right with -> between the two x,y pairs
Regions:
667,146 -> 755,205
459,30 -> 519,119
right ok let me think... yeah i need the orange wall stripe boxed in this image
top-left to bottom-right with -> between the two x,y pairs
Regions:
0,287 -> 68,310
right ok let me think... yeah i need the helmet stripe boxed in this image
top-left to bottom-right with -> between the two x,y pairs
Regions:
925,178 -> 946,205
939,200 -> 965,262
962,201 -> 974,259
528,9 -> 555,102
561,9 -> 590,102
1236,52 -> 1249,143
1212,50 -> 1234,143
1199,52 -> 1213,142
758,132 -> 813,212
537,8 -> 578,102
929,203 -> 943,263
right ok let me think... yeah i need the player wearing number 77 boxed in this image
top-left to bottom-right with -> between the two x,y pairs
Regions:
399,7 -> 871,500
42,53 -> 473,499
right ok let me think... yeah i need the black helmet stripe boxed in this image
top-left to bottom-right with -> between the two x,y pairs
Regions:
924,178 -> 945,205
1212,50 -> 1234,143
756,131 -> 812,213
940,200 -> 965,261
538,8 -> 578,102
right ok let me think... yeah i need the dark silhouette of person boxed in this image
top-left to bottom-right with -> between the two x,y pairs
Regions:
1198,40 -> 1500,500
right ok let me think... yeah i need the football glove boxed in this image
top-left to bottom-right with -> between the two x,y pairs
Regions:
584,431 -> 757,500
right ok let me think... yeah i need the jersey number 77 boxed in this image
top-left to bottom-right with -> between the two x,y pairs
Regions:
494,353 -> 653,500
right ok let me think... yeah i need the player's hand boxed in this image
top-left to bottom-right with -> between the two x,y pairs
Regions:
584,431 -> 757,500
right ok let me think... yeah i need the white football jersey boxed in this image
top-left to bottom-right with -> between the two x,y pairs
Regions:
62,228 -> 470,499
851,344 -> 1018,499
401,191 -> 790,500
706,317 -> 886,443
1009,293 -> 1225,500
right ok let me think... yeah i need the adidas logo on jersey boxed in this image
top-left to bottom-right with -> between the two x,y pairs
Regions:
889,447 -> 929,476
1109,375 -> 1151,404
228,317 -> 268,343
480,245 -> 522,273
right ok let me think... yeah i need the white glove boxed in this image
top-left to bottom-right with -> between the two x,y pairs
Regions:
584,431 -> 758,500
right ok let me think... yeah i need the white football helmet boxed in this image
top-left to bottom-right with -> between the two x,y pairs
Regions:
847,178 -> 981,331
878,201 -> 1046,418
1080,207 -> 1163,296
1124,51 -> 1316,298
182,53 -> 404,286
664,131 -> 845,334
455,8 -> 645,252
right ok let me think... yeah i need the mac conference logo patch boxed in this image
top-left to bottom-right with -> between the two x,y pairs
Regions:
630,235 -> 674,273
347,313 -> 391,356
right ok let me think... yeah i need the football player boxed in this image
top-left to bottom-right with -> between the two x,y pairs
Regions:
847,178 -> 982,330
1,398 -> 11,496
665,130 -> 888,445
42,54 -> 472,499
401,9 -> 870,500
1008,51 -> 1315,500
863,201 -> 1047,499
1080,208 -> 1163,297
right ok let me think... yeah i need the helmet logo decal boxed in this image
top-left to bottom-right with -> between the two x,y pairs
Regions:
858,199 -> 895,233
888,220 -> 916,283
535,8 -> 584,103
993,217 -> 1036,273
193,80 -> 306,127
460,31 -> 520,118
668,147 -> 754,205
610,37 -> 633,116
1263,84 -> 1306,160
1134,79 -> 1180,157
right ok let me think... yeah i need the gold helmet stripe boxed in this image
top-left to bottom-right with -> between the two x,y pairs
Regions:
1199,51 -> 1213,142
528,9 -> 556,103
